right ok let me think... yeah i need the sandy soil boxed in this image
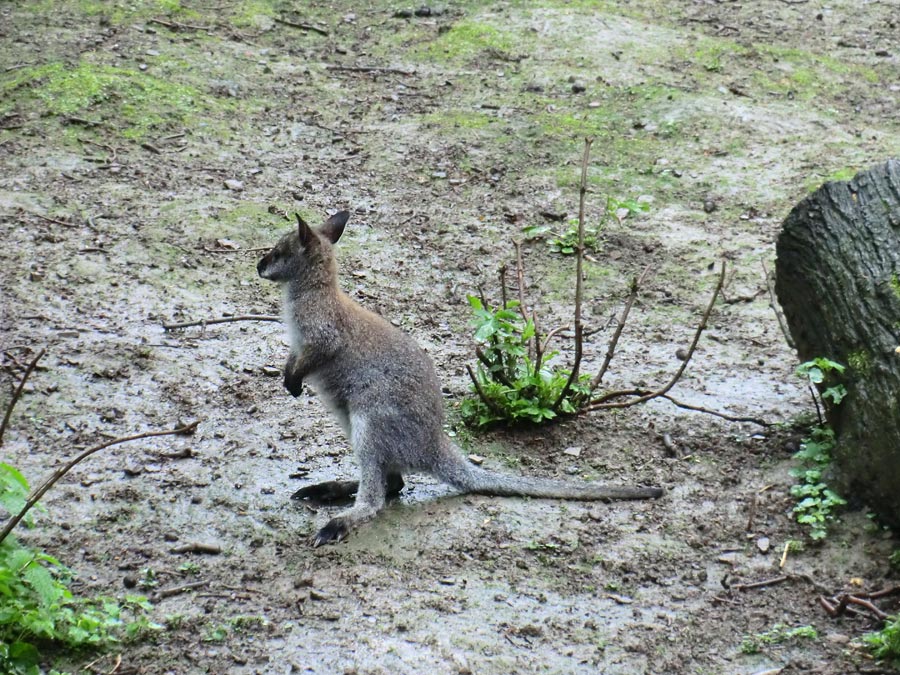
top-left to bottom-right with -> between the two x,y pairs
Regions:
1,0 -> 899,673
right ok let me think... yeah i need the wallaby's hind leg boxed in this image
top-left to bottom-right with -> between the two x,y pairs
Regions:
312,464 -> 392,547
292,473 -> 404,504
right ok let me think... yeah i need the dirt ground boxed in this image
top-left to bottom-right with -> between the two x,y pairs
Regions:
2,0 -> 900,673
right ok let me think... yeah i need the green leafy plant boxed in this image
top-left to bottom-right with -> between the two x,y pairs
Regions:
863,615 -> 900,667
796,357 -> 847,407
739,624 -> 818,654
889,549 -> 900,571
790,426 -> 847,540
0,464 -> 159,675
461,296 -> 590,427
522,196 -> 649,256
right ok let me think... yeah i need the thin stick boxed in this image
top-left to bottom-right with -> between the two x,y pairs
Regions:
553,137 -> 593,411
762,260 -> 795,349
325,65 -> 415,76
588,261 -> 726,411
590,265 -> 651,391
203,245 -> 272,254
0,348 -> 45,447
779,541 -> 791,568
162,314 -> 280,331
0,421 -> 199,545
733,575 -> 788,592
513,240 -> 543,366
275,17 -> 329,36
466,365 -> 506,419
149,17 -> 213,31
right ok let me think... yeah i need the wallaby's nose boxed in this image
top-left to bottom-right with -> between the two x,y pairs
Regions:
256,255 -> 269,277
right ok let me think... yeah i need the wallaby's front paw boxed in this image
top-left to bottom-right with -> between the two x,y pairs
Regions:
283,373 -> 304,397
311,518 -> 348,547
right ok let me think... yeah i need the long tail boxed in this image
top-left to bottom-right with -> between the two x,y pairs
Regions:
433,440 -> 663,501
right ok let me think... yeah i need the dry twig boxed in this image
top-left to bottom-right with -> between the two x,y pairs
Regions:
590,265 -> 651,390
588,261 -> 727,411
553,137 -> 593,411
275,17 -> 329,35
162,314 -> 280,331
0,348 -> 45,447
0,421 -> 199,545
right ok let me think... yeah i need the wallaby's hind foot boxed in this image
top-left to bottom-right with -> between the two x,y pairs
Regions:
292,480 -> 358,504
292,474 -> 405,505
311,517 -> 350,547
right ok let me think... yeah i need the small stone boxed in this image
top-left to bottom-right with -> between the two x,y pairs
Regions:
467,454 -> 484,465
703,200 -> 718,213
757,536 -> 770,553
224,179 -> 244,191
563,446 -> 582,457
260,365 -> 281,376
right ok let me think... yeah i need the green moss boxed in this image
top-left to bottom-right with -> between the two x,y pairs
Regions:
847,349 -> 873,377
229,0 -> 276,28
422,110 -> 496,130
76,0 -> 195,23
891,274 -> 900,300
2,60 -> 224,139
425,21 -> 516,60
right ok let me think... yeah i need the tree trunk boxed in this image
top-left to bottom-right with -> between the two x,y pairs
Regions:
775,159 -> 900,530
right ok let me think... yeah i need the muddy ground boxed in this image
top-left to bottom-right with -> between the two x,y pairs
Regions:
2,0 -> 900,673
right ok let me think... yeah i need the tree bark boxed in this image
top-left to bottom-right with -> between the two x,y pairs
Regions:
776,159 -> 900,530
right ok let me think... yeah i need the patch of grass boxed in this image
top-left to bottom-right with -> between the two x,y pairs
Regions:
229,0 -> 276,28
2,60 -> 222,139
425,20 -> 517,61
739,624 -> 818,654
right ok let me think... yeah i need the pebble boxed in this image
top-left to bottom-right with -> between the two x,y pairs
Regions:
224,178 -> 244,191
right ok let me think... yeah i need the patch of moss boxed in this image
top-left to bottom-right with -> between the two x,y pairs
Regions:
422,110 -> 497,131
229,0 -> 277,29
847,349 -> 873,377
2,60 -> 223,139
890,274 -> 900,300
76,0 -> 196,24
425,21 -> 517,61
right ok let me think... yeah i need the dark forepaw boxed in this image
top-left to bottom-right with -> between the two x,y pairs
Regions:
312,519 -> 348,547
283,372 -> 304,397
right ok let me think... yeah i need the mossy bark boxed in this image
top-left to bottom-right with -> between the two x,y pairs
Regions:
776,159 -> 900,529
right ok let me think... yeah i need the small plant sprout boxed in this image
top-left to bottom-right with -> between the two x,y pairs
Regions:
739,624 -> 818,655
796,357 -> 847,424
863,614 -> 900,668
790,426 -> 846,540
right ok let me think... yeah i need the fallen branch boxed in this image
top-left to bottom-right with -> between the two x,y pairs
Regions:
149,17 -> 214,31
152,580 -> 210,601
275,17 -> 329,36
0,421 -> 199,546
162,314 -> 280,331
0,348 -> 45,447
325,64 -> 415,76
588,261 -> 727,411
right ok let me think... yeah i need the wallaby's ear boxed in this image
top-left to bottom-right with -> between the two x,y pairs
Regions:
320,210 -> 350,244
296,213 -> 317,248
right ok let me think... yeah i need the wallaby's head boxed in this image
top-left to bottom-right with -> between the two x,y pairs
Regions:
257,210 -> 350,284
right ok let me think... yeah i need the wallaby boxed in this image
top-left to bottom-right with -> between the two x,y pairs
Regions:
257,210 -> 663,546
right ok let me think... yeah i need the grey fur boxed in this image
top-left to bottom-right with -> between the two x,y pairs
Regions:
258,211 -> 663,546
